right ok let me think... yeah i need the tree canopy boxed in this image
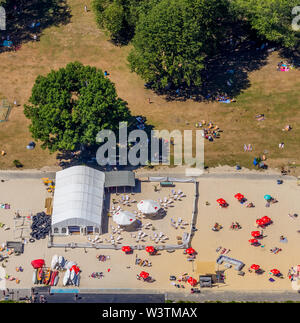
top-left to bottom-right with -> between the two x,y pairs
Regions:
24,62 -> 131,152
231,0 -> 300,48
128,0 -> 229,91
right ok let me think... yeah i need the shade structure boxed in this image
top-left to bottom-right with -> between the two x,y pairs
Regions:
188,277 -> 197,286
52,166 -> 105,234
145,246 -> 155,253
217,198 -> 227,205
31,259 -> 45,269
122,246 -> 131,253
137,200 -> 160,214
140,271 -> 149,279
234,193 -> 244,200
256,219 -> 264,227
261,216 -> 271,224
250,264 -> 260,271
249,239 -> 258,244
271,269 -> 280,275
186,247 -> 196,255
251,231 -> 261,238
113,210 -> 136,226
264,194 -> 272,201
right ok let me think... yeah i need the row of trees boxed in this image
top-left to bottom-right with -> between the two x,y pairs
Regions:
92,0 -> 300,91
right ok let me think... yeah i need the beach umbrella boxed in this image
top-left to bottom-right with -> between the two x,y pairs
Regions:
270,269 -> 280,276
31,259 -> 45,269
264,194 -> 272,201
261,216 -> 271,224
113,210 -> 136,226
140,271 -> 149,279
122,246 -> 131,253
186,247 -> 196,255
234,193 -> 244,200
256,219 -> 264,227
137,200 -> 160,214
145,246 -> 155,254
188,277 -> 197,286
217,198 -> 226,205
250,264 -> 260,271
249,239 -> 258,244
251,231 -> 261,238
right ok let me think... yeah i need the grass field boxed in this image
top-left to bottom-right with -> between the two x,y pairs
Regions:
0,0 -> 300,173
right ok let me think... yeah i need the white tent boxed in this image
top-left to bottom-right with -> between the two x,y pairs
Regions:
113,210 -> 136,226
137,200 -> 160,214
51,166 -> 105,235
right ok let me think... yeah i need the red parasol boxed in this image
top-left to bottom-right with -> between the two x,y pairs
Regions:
31,259 -> 45,269
234,193 -> 244,200
256,219 -> 264,227
270,269 -> 280,275
261,216 -> 271,224
217,198 -> 226,205
140,271 -> 149,279
251,231 -> 261,238
186,247 -> 196,255
250,264 -> 260,271
187,277 -> 197,286
122,246 -> 131,253
145,246 -> 155,253
249,239 -> 258,244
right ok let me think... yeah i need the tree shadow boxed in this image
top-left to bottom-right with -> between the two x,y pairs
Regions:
0,0 -> 71,53
56,115 -> 156,171
156,23 -> 271,102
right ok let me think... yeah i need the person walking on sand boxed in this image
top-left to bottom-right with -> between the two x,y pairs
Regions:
84,5 -> 88,12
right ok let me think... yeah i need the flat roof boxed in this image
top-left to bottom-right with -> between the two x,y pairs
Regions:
104,171 -> 135,188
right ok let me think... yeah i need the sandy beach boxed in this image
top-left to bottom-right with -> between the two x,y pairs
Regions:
0,169 -> 300,293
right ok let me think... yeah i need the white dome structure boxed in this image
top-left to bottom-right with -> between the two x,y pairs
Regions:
137,200 -> 160,214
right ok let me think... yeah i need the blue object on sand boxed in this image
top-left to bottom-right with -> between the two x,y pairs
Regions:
277,180 -> 283,184
219,99 -> 231,104
264,194 -> 271,201
269,278 -> 275,282
253,158 -> 258,166
3,40 -> 13,47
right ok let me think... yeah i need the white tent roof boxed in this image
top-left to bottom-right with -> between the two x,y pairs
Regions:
52,166 -> 105,228
137,200 -> 160,214
113,210 -> 136,226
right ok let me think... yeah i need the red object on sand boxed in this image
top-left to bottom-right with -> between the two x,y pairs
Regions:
188,277 -> 197,286
249,239 -> 258,244
261,216 -> 271,224
256,219 -> 264,227
145,246 -> 155,253
31,259 -> 45,269
217,198 -> 227,205
250,264 -> 260,271
122,246 -> 131,253
71,265 -> 80,275
251,231 -> 261,238
234,193 -> 244,200
271,269 -> 280,275
140,271 -> 149,279
186,247 -> 196,255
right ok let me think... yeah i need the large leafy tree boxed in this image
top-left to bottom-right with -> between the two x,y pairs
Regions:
128,0 -> 229,91
24,62 -> 131,152
91,0 -> 158,43
231,0 -> 300,48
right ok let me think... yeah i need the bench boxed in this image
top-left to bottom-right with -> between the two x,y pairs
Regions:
160,181 -> 174,187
